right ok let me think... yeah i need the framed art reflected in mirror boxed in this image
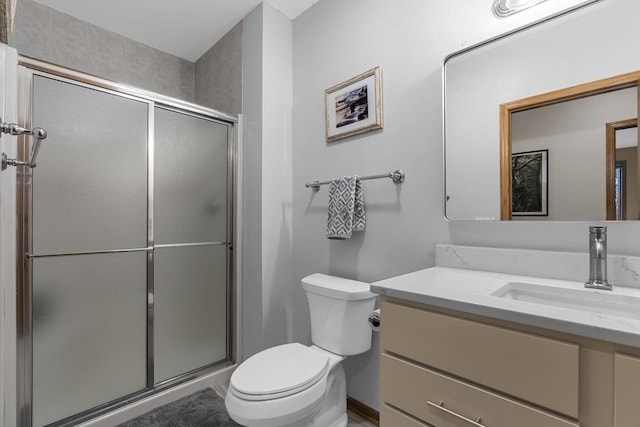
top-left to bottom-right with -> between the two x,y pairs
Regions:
512,150 -> 548,217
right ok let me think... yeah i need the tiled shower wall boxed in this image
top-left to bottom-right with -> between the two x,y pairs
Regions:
195,21 -> 243,116
12,0 -> 207,104
11,0 -> 244,117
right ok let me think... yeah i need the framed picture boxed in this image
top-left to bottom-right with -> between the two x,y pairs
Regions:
325,67 -> 383,142
512,149 -> 548,216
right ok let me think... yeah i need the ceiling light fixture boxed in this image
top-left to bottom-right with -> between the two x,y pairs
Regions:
493,0 -> 548,17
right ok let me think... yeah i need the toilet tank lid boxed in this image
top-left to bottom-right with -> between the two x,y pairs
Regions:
302,273 -> 376,300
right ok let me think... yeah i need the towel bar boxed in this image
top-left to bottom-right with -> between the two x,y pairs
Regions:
305,170 -> 405,191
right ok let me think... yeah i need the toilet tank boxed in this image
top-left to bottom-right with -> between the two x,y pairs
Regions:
302,273 -> 377,356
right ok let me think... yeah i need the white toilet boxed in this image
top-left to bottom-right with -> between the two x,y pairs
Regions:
225,273 -> 377,427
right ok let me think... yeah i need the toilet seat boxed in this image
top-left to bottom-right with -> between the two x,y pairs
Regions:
230,343 -> 329,401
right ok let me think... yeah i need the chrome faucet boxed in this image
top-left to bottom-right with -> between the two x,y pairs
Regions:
585,226 -> 612,290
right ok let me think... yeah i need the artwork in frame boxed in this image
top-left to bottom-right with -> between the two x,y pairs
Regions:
325,67 -> 383,143
512,149 -> 549,216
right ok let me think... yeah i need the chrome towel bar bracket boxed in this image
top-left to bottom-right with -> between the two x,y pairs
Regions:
306,169 -> 405,191
1,118 -> 48,171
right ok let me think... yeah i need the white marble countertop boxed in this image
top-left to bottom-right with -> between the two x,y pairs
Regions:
371,267 -> 640,348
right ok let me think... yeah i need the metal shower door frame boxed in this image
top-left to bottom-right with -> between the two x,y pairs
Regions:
15,57 -> 238,427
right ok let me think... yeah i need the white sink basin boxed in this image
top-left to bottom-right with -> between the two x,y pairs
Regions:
491,282 -> 640,320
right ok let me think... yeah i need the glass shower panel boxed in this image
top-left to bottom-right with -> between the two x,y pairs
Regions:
32,252 -> 147,427
154,107 -> 229,244
22,68 -> 234,427
154,245 -> 228,383
31,76 -> 148,254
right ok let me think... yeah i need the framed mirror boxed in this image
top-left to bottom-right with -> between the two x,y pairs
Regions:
444,0 -> 640,221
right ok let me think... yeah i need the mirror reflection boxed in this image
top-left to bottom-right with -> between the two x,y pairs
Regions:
612,121 -> 638,220
503,84 -> 638,221
444,0 -> 640,221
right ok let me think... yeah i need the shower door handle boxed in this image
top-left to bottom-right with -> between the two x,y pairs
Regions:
1,119 -> 48,170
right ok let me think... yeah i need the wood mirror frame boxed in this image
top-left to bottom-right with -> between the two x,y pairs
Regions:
499,70 -> 640,220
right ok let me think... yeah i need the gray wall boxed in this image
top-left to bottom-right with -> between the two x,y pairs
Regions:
11,0 -> 194,101
240,2 -> 294,360
260,2 -> 293,352
290,0 -> 639,411
241,4 -> 265,359
195,21 -> 243,115
292,0 -> 448,409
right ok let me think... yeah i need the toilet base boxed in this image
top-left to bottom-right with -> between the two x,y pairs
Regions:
327,413 -> 348,427
226,351 -> 348,427
307,361 -> 347,427
268,361 -> 347,427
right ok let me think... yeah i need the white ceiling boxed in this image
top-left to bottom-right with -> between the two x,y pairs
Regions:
32,0 -> 321,62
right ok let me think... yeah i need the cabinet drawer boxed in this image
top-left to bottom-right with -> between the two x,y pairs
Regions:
381,300 -> 579,417
614,353 -> 640,427
382,404 -> 432,427
382,354 -> 578,427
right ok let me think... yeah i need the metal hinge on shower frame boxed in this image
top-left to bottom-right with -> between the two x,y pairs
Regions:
0,117 -> 48,171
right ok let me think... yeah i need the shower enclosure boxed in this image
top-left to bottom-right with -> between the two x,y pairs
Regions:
14,58 -> 236,427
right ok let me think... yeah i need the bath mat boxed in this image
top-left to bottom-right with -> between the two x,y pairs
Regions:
117,388 -> 241,427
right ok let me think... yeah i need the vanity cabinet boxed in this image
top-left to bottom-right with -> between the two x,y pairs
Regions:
380,297 -> 640,427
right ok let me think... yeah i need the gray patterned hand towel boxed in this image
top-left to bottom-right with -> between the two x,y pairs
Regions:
326,176 -> 366,239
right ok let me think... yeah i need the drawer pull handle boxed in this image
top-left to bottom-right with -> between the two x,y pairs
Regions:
427,400 -> 485,427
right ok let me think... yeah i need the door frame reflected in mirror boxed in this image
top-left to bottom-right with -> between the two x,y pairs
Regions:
499,70 -> 640,220
606,118 -> 637,220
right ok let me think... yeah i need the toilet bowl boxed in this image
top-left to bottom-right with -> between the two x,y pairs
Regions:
225,274 -> 377,427
225,344 -> 346,427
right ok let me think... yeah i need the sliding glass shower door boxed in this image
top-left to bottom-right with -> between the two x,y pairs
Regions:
30,76 -> 149,427
153,107 -> 230,383
22,69 -> 234,427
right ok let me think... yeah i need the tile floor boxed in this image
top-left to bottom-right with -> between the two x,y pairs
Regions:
346,410 -> 377,427
214,383 -> 378,427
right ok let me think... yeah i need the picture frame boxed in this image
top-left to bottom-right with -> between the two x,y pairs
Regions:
325,67 -> 383,142
512,149 -> 548,216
